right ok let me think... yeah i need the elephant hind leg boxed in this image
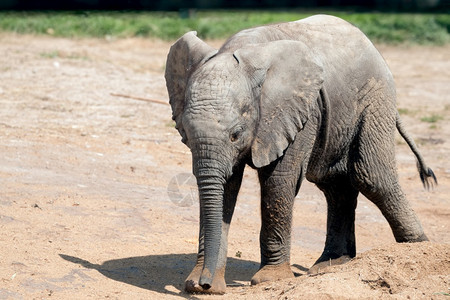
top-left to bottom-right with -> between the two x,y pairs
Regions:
353,169 -> 428,243
350,113 -> 427,243
308,176 -> 358,274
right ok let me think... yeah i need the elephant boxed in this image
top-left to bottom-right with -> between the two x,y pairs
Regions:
164,14 -> 437,294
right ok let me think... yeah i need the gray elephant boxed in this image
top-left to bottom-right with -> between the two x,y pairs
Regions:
164,15 -> 436,294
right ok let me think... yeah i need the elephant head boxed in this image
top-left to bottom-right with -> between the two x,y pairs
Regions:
165,31 -> 324,289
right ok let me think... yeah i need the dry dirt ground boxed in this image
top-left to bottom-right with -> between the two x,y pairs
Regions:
0,33 -> 449,299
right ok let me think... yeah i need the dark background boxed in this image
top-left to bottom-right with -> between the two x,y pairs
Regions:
0,0 -> 448,11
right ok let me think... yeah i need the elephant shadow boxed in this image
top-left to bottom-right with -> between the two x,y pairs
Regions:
59,253 -> 260,297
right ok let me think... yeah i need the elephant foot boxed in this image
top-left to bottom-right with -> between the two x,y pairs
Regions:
397,232 -> 428,243
184,261 -> 226,294
411,233 -> 429,242
251,262 -> 294,285
307,255 -> 352,275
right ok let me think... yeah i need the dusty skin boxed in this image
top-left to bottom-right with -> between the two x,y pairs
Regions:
0,34 -> 449,299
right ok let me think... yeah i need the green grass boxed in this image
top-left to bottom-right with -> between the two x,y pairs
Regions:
0,11 -> 449,44
40,50 -> 60,58
420,114 -> 444,123
398,108 -> 411,115
39,50 -> 88,60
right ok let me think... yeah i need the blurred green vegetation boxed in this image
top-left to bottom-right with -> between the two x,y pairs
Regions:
0,11 -> 449,44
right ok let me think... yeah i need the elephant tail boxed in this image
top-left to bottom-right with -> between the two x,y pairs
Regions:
396,112 -> 437,189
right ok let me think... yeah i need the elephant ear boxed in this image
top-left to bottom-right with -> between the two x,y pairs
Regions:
165,31 -> 217,143
234,40 -> 324,168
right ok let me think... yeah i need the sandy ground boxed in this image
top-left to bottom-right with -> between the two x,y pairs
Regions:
0,33 -> 449,299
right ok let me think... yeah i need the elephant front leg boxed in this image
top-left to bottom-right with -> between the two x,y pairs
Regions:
251,164 -> 299,285
184,165 -> 244,294
308,176 -> 358,274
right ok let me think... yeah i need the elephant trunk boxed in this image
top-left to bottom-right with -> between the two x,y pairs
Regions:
194,157 -> 230,290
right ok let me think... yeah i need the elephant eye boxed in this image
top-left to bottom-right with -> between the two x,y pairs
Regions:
230,126 -> 243,142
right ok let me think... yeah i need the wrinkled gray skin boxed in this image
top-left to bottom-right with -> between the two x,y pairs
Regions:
165,15 -> 436,294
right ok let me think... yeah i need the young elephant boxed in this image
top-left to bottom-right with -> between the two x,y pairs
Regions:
165,15 -> 436,294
